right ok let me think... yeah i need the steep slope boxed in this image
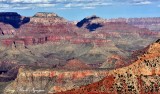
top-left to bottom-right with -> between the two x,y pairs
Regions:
57,39 -> 160,94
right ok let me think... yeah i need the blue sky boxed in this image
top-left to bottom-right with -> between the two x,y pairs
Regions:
0,0 -> 160,21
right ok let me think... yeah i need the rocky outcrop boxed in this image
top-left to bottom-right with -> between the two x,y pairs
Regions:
57,39 -> 160,94
77,15 -> 105,31
33,12 -> 58,18
30,12 -> 67,24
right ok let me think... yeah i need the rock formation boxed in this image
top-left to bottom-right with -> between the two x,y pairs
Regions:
33,12 -> 58,18
4,67 -> 109,94
0,12 -> 160,94
77,15 -> 105,31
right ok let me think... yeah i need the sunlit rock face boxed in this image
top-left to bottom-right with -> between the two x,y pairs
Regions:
31,12 -> 67,23
33,12 -> 58,18
4,68 -> 109,94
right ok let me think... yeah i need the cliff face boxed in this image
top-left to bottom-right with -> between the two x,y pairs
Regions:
57,39 -> 160,94
4,68 -> 109,94
33,12 -> 58,18
108,17 -> 160,32
31,12 -> 67,23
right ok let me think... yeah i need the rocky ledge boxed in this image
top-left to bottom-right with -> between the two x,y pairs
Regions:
33,12 -> 58,18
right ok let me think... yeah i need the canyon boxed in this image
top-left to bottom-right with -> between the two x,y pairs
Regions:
3,39 -> 160,94
0,12 -> 159,94
56,39 -> 160,94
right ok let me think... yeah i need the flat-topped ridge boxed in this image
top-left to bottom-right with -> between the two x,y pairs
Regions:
33,12 -> 59,18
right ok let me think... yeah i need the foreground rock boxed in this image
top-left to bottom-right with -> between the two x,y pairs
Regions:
4,68 -> 109,94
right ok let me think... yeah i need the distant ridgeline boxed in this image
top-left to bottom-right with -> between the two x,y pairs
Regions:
0,12 -> 159,49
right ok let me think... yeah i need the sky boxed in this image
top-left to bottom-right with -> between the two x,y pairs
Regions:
0,0 -> 160,21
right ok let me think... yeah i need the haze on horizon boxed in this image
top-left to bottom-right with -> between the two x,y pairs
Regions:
0,0 -> 160,21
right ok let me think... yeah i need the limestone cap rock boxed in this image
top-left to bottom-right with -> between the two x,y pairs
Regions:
33,12 -> 58,18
